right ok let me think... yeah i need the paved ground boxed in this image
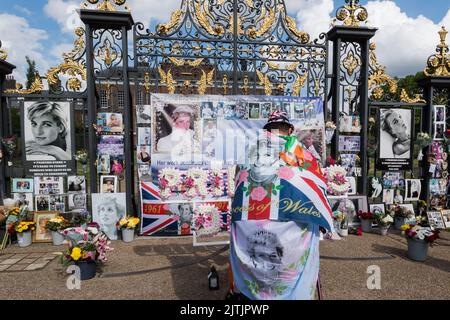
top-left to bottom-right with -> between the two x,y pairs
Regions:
0,229 -> 449,300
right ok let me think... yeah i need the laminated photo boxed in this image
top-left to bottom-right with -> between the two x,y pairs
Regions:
136,105 -> 152,125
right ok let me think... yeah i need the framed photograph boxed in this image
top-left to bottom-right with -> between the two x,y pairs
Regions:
97,135 -> 124,157
67,176 -> 86,193
329,195 -> 368,226
430,195 -> 447,209
260,102 -> 272,119
369,177 -> 383,198
22,100 -> 76,176
201,101 -> 216,119
92,193 -> 126,240
382,189 -> 394,205
138,165 -> 152,181
12,178 -> 34,193
404,179 -> 421,201
397,203 -> 415,216
13,193 -> 34,210
295,127 -> 325,164
440,210 -> 450,228
369,203 -> 385,215
434,123 -> 445,140
138,127 -> 151,145
136,105 -> 152,125
248,103 -> 260,119
136,145 -> 151,164
35,195 -> 50,211
100,175 -> 118,193
429,179 -> 448,195
33,211 -> 59,243
152,102 -> 201,155
68,193 -> 87,210
434,105 -> 446,122
97,154 -> 111,174
338,136 -> 360,152
347,177 -> 357,195
382,172 -> 404,188
96,112 -> 123,133
34,176 -> 64,195
339,115 -> 361,133
427,211 -> 446,229
377,108 -> 414,171
49,194 -> 66,212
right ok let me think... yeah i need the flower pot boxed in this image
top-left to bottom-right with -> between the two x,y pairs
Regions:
407,238 -> 429,262
360,219 -> 372,233
394,217 -> 407,230
75,260 -> 97,280
122,228 -> 135,242
379,226 -> 389,236
17,231 -> 32,247
52,231 -> 65,246
338,228 -> 348,237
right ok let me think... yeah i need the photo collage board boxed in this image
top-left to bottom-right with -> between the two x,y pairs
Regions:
138,94 -> 325,242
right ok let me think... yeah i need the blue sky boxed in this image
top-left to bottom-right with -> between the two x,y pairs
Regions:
0,0 -> 449,81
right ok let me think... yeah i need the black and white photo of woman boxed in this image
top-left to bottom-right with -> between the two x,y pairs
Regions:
379,108 -> 412,159
24,101 -> 72,161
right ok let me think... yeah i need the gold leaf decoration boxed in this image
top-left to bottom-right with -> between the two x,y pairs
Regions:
188,58 -> 204,67
158,67 -> 176,94
285,62 -> 300,72
292,72 -> 308,96
248,8 -> 276,39
400,89 -> 426,103
168,57 -> 185,67
157,10 -> 184,35
342,50 -> 360,77
424,26 -> 450,77
197,70 -> 207,95
6,75 -> 43,94
335,0 -> 368,27
81,0 -> 130,12
194,2 -> 224,36
0,41 -> 8,60
266,61 -> 280,70
256,70 -> 272,96
284,15 -> 310,44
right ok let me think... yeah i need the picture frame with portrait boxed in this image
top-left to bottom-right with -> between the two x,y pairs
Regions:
377,108 -> 414,171
434,123 -> 446,140
13,193 -> 34,210
369,203 -> 386,215
294,127 -> 325,164
138,127 -> 151,146
100,175 -> 118,193
92,193 -> 126,240
347,177 -> 357,195
441,210 -> 450,229
68,193 -> 87,210
97,154 -> 111,174
136,105 -> 152,125
12,178 -> 34,193
427,211 -> 446,229
96,112 -> 124,134
21,100 -> 76,176
35,195 -> 50,211
67,176 -> 86,193
34,176 -> 64,195
33,211 -> 59,243
434,105 -> 446,123
338,136 -> 360,152
97,135 -> 124,157
404,179 -> 421,201
329,195 -> 368,226
382,189 -> 394,205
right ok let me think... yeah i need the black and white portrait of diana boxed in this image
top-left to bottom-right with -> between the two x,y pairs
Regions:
23,101 -> 72,161
379,108 -> 412,159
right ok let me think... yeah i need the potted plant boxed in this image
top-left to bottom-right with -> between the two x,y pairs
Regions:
117,216 -> 140,242
373,211 -> 393,236
401,224 -> 439,262
60,224 -> 113,280
357,210 -> 373,233
14,221 -> 36,247
45,216 -> 72,245
391,205 -> 414,230
333,210 -> 348,237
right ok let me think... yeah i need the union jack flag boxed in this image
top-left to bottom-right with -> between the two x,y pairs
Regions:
140,182 -> 178,236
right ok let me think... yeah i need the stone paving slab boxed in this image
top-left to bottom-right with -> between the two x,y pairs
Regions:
0,252 -> 59,273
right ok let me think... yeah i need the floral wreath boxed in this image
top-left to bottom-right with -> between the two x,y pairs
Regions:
325,165 -> 350,196
194,204 -> 221,237
209,169 -> 224,197
184,168 -> 208,198
158,168 -> 181,199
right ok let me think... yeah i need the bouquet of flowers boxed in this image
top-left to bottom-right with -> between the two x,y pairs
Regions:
60,223 -> 113,266
325,121 -> 337,144
401,224 -> 439,245
391,205 -> 413,218
75,149 -> 88,164
14,221 -> 36,234
117,216 -> 140,229
357,210 -> 373,220
375,212 -> 394,227
415,132 -> 433,160
72,209 -> 91,226
194,204 -> 221,237
333,210 -> 348,229
45,216 -> 72,232
325,165 -> 350,196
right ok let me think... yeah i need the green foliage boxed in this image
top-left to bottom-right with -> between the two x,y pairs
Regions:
25,56 -> 38,89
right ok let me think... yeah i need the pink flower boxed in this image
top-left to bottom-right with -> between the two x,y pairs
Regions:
250,186 -> 267,201
277,167 -> 294,180
237,170 -> 249,185
303,150 -> 314,162
162,204 -> 170,211
159,177 -> 169,188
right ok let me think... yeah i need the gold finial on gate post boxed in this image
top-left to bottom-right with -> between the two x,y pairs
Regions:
0,41 -> 8,61
333,0 -> 368,27
424,26 -> 450,77
81,0 -> 131,12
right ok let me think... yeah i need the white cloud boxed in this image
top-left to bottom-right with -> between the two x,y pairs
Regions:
366,0 -> 450,76
291,0 -> 334,40
127,0 -> 181,29
13,5 -> 32,16
44,0 -> 81,34
0,14 -> 50,84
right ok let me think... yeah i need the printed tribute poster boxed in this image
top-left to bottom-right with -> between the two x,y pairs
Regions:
22,100 -> 76,176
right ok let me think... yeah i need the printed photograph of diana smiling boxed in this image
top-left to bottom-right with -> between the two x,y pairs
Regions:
22,100 -> 75,176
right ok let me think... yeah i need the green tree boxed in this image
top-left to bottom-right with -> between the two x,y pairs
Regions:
396,71 -> 425,98
25,56 -> 38,89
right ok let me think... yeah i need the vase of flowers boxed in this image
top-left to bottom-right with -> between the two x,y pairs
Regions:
75,149 -> 88,173
373,211 -> 393,236
15,221 -> 36,247
333,210 -> 348,237
60,225 -> 113,280
357,210 -> 373,233
415,132 -> 432,160
117,216 -> 140,242
402,224 -> 439,262
391,205 -> 414,230
45,216 -> 71,245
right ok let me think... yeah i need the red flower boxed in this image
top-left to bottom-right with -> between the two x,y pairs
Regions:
357,227 -> 362,236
